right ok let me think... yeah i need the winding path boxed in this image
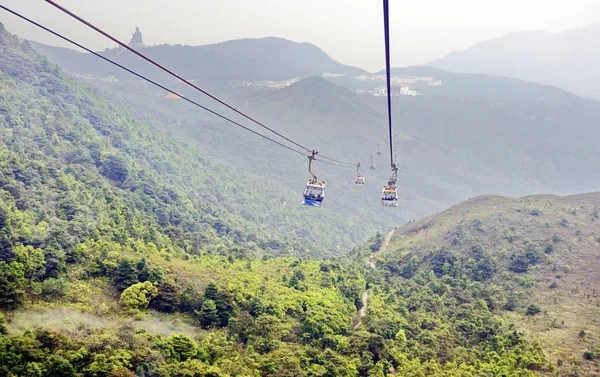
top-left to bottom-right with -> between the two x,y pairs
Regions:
354,229 -> 395,330
352,291 -> 369,330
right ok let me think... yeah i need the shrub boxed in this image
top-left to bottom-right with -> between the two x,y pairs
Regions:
119,281 -> 158,311
43,355 -> 75,377
525,304 -> 542,316
41,278 -> 67,300
583,350 -> 595,360
509,254 -> 531,273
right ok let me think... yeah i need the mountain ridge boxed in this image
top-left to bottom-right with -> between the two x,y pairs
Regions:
28,36 -> 367,82
428,24 -> 600,100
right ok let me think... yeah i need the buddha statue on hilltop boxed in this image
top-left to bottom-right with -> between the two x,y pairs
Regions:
128,27 -> 145,48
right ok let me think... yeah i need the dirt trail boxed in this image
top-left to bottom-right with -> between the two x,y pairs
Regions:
352,291 -> 369,330
355,229 -> 395,330
367,229 -> 395,270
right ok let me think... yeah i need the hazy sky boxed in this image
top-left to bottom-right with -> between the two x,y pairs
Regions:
2,0 -> 599,71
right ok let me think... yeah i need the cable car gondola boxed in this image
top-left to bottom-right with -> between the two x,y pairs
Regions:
369,155 -> 376,171
380,0 -> 399,208
381,164 -> 398,207
303,150 -> 326,207
355,163 -> 365,186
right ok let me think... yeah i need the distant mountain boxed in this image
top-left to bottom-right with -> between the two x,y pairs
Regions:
29,37 -> 367,82
369,192 -> 600,376
28,28 -> 600,223
429,25 -> 600,100
255,69 -> 600,211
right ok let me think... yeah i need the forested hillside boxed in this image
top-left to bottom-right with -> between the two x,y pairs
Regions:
0,22 -> 382,259
364,193 -> 600,376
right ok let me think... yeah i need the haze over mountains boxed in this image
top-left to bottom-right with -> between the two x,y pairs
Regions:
28,32 -> 600,223
429,24 -> 600,100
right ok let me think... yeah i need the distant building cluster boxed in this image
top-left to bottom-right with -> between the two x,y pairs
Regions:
352,74 -> 442,97
364,86 -> 418,97
73,74 -> 119,83
322,73 -> 345,78
354,74 -> 440,84
239,78 -> 300,89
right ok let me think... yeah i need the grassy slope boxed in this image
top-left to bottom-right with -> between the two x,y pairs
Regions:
376,193 -> 600,375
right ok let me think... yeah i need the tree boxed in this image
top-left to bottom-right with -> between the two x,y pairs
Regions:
179,286 -> 201,313
0,229 -> 14,263
0,205 -> 14,263
0,314 -> 7,335
214,290 -> 234,326
288,274 -> 300,290
169,334 -> 198,362
119,281 -> 158,311
249,297 -> 265,317
136,258 -> 149,281
41,278 -> 68,300
43,239 -> 66,279
43,355 -> 75,377
293,269 -> 305,281
101,153 -> 130,183
203,282 -> 219,301
197,299 -> 219,328
0,261 -> 26,309
150,279 -> 180,312
115,260 -> 138,292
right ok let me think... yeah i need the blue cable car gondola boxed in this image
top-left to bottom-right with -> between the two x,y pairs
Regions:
303,150 -> 325,207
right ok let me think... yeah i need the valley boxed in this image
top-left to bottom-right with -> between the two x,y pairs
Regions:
0,10 -> 599,377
